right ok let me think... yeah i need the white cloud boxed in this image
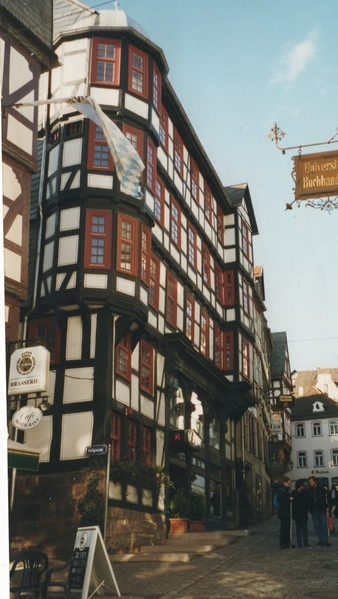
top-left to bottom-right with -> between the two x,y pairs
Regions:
271,30 -> 318,86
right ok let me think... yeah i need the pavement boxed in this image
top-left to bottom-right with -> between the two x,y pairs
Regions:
45,515 -> 338,599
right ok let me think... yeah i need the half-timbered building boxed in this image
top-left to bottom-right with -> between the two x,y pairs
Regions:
9,1 -> 274,555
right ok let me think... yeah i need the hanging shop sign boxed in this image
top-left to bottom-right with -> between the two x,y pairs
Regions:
277,394 -> 295,409
8,346 -> 50,396
12,406 -> 42,430
293,149 -> 338,201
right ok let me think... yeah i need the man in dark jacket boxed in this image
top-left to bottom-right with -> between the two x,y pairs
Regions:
291,480 -> 309,547
277,477 -> 294,549
308,476 -> 330,547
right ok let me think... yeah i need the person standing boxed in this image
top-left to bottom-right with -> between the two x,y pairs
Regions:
291,480 -> 309,547
277,477 -> 294,549
308,476 -> 330,547
328,483 -> 338,518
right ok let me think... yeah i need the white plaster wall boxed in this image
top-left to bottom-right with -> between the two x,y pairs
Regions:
60,412 -> 94,460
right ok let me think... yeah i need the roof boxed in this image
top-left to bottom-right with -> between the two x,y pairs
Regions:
291,387 -> 338,420
270,332 -> 288,379
0,0 -> 53,50
224,183 -> 259,235
292,369 -> 338,396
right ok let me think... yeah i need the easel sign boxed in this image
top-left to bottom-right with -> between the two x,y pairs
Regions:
70,526 -> 121,598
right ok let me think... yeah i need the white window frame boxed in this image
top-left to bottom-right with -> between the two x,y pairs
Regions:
314,450 -> 324,467
297,451 -> 307,468
329,420 -> 338,435
295,422 -> 305,438
312,421 -> 322,437
331,449 -> 338,466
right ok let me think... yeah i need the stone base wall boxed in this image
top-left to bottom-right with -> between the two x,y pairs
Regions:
105,506 -> 166,554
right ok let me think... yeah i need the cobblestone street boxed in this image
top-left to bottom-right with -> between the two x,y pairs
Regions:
107,516 -> 338,599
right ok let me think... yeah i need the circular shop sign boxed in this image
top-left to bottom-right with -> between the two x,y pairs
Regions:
12,406 -> 43,430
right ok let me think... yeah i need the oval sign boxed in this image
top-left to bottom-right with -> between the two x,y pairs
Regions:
12,406 -> 43,430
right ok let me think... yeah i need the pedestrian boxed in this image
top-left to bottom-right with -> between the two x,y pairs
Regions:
277,477 -> 294,549
291,480 -> 309,547
307,476 -> 331,547
328,482 -> 338,518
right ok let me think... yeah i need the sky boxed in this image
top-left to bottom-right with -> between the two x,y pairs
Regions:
84,0 -> 338,372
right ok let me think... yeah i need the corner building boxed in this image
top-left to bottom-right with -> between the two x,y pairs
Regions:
12,2 -> 271,555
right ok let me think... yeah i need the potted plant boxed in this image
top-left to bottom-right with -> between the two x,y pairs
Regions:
189,494 -> 206,532
169,488 -> 190,533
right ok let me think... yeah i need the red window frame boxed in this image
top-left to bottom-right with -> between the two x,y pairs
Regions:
141,226 -> 151,286
128,45 -> 149,99
127,420 -> 137,462
215,262 -> 224,304
116,214 -> 138,276
146,138 -> 156,193
152,62 -> 161,113
111,412 -> 122,462
142,426 -> 152,466
149,254 -> 160,310
122,124 -> 143,159
224,270 -> 235,306
185,295 -> 195,343
115,331 -> 132,381
84,209 -> 112,269
170,197 -> 181,247
90,38 -> 121,86
217,204 -> 224,244
202,243 -> 210,287
187,225 -> 197,270
242,278 -> 250,316
159,106 -> 168,151
241,218 -> 250,259
87,121 -> 114,171
165,272 -> 177,328
204,182 -> 212,223
140,340 -> 154,395
174,129 -> 184,177
214,325 -> 223,369
242,339 -> 250,379
154,177 -> 164,226
200,311 -> 209,356
190,159 -> 199,204
29,318 -> 61,364
224,332 -> 234,370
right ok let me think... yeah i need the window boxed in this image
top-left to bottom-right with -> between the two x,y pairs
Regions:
241,219 -> 250,259
64,120 -> 83,138
174,129 -> 183,177
111,413 -> 122,461
187,225 -> 197,269
142,426 -> 152,466
141,226 -> 151,285
185,295 -> 195,343
146,138 -> 156,193
91,38 -> 121,86
242,339 -> 250,379
190,159 -> 199,204
140,341 -> 154,395
29,318 -> 61,364
165,273 -> 177,328
270,451 -> 278,466
116,214 -> 138,276
154,178 -> 164,226
170,198 -> 181,247
215,262 -> 223,304
312,421 -> 322,436
297,451 -> 307,468
127,420 -> 137,462
331,449 -> 338,466
159,107 -> 168,150
216,204 -> 224,244
214,326 -> 222,369
87,122 -> 114,171
295,423 -> 305,438
204,183 -> 212,223
200,311 -> 209,356
224,271 -> 235,306
122,124 -> 143,159
224,332 -> 234,370
314,450 -> 324,467
116,332 -> 131,381
202,244 -> 210,287
149,254 -> 159,310
329,420 -> 338,435
84,209 -> 112,269
242,278 -> 250,316
128,45 -> 148,98
152,63 -> 161,113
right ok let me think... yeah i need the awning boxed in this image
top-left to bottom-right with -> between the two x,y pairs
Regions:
7,440 -> 41,471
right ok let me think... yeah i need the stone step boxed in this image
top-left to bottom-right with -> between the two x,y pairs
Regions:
140,543 -> 222,553
168,531 -> 245,541
110,552 -> 198,562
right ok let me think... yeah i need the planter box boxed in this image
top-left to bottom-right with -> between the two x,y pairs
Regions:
169,518 -> 189,533
189,521 -> 206,533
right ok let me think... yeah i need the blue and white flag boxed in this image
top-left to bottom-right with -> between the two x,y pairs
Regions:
70,96 -> 145,199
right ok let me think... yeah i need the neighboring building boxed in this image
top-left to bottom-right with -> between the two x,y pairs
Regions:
290,388 -> 338,488
269,332 -> 293,483
8,1 -> 275,556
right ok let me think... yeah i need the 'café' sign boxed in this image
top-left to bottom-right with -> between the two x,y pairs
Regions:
12,406 -> 42,430
8,346 -> 50,395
